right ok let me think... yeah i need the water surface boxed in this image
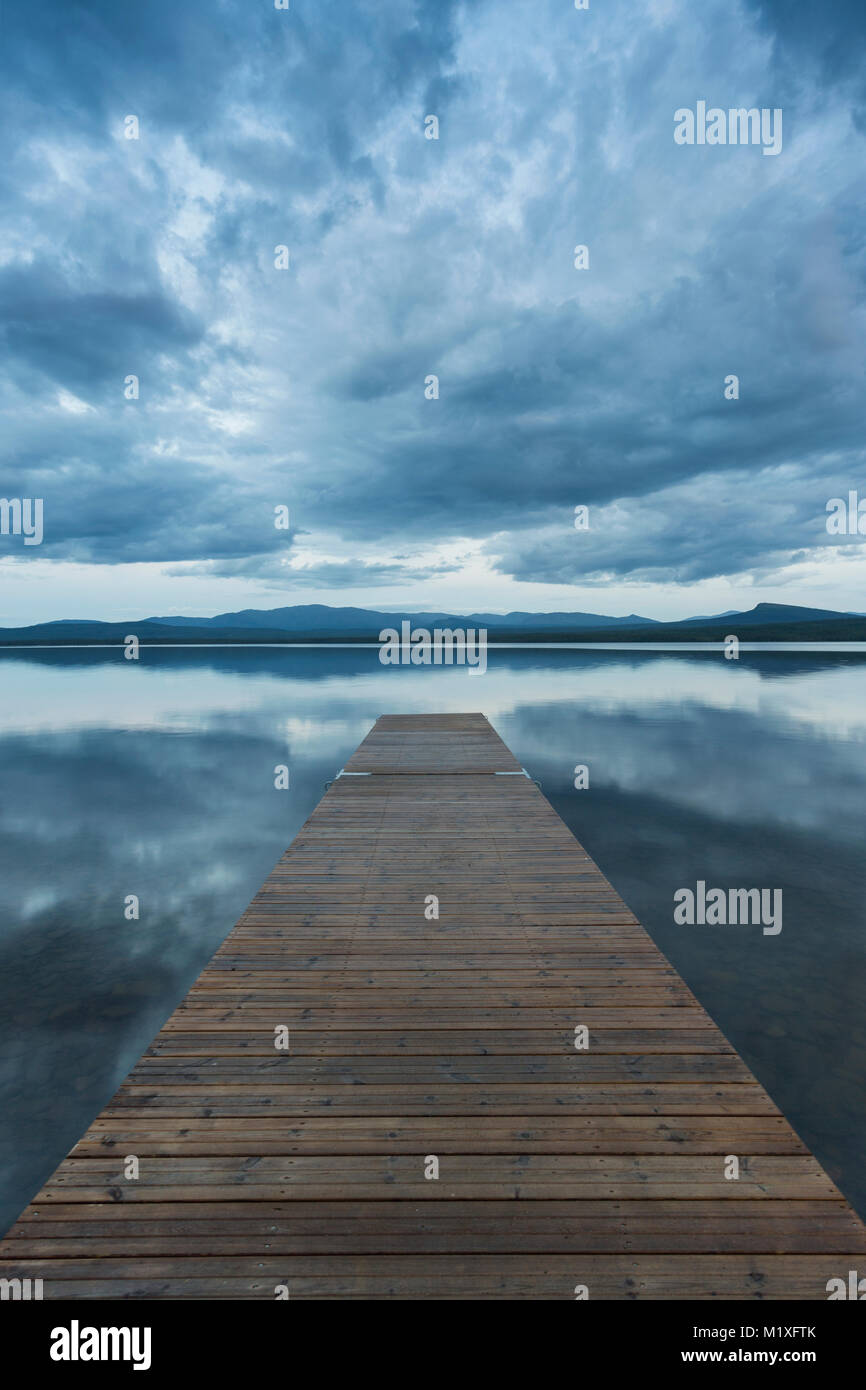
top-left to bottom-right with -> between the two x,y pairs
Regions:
1,645 -> 865,1232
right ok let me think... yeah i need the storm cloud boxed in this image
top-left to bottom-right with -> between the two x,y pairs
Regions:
1,0 -> 864,611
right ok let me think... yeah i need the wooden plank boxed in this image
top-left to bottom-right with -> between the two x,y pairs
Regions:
3,712 -> 863,1300
99,1084 -> 782,1116
126,1057 -> 755,1082
1,1257 -> 865,1299
145,1029 -> 732,1054
66,1116 -> 806,1155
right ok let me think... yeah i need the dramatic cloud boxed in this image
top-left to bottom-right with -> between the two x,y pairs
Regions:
1,0 -> 865,616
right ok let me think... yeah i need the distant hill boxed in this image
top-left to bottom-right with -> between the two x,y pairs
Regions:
673,603 -> 855,628
145,604 -> 659,632
1,601 -> 865,645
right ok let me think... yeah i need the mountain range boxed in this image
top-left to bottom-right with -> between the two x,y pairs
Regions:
0,602 -> 864,645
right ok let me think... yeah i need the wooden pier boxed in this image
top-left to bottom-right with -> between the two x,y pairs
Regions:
3,713 -> 865,1298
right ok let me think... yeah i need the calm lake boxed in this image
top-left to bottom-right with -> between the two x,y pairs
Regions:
1,645 -> 865,1233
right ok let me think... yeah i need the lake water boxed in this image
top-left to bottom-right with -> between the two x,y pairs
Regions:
1,644 -> 865,1233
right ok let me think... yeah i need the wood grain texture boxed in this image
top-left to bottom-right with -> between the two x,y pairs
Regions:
3,713 -> 864,1300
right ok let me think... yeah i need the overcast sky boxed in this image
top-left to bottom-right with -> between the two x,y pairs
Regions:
2,0 -> 865,624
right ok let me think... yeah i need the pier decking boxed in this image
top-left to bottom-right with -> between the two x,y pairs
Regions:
3,712 -> 865,1298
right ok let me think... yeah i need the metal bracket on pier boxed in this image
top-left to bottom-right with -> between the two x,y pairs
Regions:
495,767 -> 542,788
324,768 -> 373,791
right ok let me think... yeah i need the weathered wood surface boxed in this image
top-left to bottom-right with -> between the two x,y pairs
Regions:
3,712 -> 864,1299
